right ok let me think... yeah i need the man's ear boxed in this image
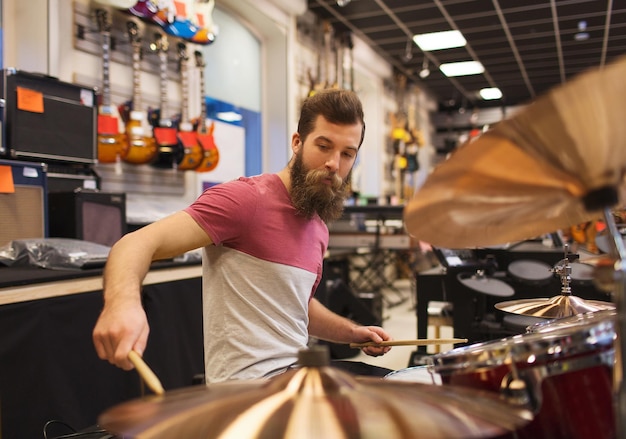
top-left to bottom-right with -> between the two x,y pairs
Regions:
291,133 -> 301,152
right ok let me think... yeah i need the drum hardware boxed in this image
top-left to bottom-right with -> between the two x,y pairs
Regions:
595,230 -> 626,255
495,245 -> 615,319
500,374 -> 531,408
100,346 -> 533,438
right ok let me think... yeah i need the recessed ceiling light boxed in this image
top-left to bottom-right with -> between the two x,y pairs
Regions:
413,30 -> 466,51
479,87 -> 503,100
574,20 -> 589,41
439,61 -> 484,77
216,111 -> 242,122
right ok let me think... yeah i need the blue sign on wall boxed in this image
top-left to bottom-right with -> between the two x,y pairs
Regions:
204,96 -> 261,177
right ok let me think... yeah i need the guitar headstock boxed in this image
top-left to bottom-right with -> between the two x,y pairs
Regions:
95,9 -> 111,34
194,50 -> 205,68
150,32 -> 169,53
177,42 -> 188,62
126,21 -> 141,47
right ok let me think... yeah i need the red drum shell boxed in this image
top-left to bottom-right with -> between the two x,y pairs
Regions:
429,312 -> 615,439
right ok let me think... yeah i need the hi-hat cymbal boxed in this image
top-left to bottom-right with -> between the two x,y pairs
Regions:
495,295 -> 614,319
100,350 -> 532,438
404,55 -> 626,248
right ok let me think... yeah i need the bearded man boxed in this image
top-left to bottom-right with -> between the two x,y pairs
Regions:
93,89 -> 392,383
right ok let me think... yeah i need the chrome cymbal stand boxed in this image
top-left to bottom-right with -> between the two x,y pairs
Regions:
603,206 -> 626,439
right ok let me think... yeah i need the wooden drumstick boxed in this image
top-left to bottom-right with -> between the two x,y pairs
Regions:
349,338 -> 468,348
128,350 -> 165,395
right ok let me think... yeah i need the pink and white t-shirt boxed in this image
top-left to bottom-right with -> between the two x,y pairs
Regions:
184,173 -> 328,382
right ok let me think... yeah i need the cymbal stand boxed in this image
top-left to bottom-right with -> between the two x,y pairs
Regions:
603,206 -> 626,439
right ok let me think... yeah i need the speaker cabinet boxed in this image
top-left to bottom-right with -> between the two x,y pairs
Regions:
0,159 -> 48,246
48,191 -> 126,247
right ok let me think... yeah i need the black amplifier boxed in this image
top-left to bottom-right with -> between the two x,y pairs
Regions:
48,190 -> 126,248
0,68 -> 97,164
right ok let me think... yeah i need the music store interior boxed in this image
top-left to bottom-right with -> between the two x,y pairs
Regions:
1,0 -> 625,438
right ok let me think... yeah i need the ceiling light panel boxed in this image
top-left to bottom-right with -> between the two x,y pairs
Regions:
439,61 -> 485,77
413,30 -> 466,51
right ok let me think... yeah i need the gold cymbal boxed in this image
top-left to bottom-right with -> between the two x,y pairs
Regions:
495,295 -> 614,319
404,55 -> 626,248
100,353 -> 532,438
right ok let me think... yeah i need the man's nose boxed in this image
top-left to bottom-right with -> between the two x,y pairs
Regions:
325,152 -> 341,172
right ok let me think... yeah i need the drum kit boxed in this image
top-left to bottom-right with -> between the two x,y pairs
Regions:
97,56 -> 626,438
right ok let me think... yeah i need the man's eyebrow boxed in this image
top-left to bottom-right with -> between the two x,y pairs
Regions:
313,135 -> 333,144
314,135 -> 358,151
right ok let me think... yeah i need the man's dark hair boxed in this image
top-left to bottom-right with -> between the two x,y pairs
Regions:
297,89 -> 366,147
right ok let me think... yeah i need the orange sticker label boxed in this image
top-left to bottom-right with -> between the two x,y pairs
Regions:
195,13 -> 205,27
16,86 -> 44,113
98,114 -> 120,134
0,165 -> 15,193
174,1 -> 187,17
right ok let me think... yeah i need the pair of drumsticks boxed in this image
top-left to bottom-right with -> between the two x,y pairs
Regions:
128,338 -> 467,395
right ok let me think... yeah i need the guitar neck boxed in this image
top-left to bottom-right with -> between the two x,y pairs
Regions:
158,50 -> 169,122
194,50 -> 207,133
101,30 -> 112,111
132,44 -> 142,110
198,66 -> 207,133
180,55 -> 190,126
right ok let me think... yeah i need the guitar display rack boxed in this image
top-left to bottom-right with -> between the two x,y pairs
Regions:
74,2 -> 183,84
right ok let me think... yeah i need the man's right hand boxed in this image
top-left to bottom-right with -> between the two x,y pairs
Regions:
93,297 -> 149,371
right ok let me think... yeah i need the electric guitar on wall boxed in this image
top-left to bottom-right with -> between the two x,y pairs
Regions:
149,32 -> 184,169
189,0 -> 217,45
122,20 -> 158,165
95,9 -> 128,164
193,49 -> 219,173
175,42 -> 203,170
129,0 -> 175,27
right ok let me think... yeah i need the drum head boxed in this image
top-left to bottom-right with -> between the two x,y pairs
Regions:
385,366 -> 442,385
570,261 -> 594,285
507,259 -> 553,284
502,314 -> 547,334
457,272 -> 515,297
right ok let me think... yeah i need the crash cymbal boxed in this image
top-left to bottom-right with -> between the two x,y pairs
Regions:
100,348 -> 532,438
495,295 -> 614,319
404,55 -> 626,248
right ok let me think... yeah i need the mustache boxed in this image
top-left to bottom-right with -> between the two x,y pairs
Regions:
305,168 -> 344,190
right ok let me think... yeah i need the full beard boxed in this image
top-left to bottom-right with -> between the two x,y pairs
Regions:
289,152 -> 351,223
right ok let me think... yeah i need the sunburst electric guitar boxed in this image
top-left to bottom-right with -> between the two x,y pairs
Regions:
122,21 -> 158,165
95,9 -> 127,164
193,49 -> 219,173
